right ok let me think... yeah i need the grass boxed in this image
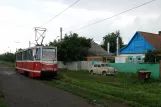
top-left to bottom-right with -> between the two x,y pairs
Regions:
0,61 -> 15,68
46,69 -> 161,107
1,62 -> 160,107
0,89 -> 7,107
0,61 -> 10,107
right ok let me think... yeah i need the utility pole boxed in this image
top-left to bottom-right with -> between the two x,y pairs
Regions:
70,31 -> 72,36
60,27 -> 62,40
8,47 -> 11,53
107,42 -> 108,53
14,41 -> 20,52
107,42 -> 110,53
29,41 -> 31,47
116,36 -> 120,56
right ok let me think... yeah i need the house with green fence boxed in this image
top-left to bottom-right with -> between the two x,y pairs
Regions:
116,31 -> 161,63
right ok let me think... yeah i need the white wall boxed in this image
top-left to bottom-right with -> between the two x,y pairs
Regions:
119,54 -> 145,57
80,61 -> 92,70
66,62 -> 78,70
58,61 -> 66,68
115,56 -> 126,63
116,54 -> 145,63
58,61 -> 92,71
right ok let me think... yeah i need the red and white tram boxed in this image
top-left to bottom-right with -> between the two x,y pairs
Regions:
15,46 -> 58,77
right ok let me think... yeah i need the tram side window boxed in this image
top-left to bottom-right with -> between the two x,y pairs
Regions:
20,52 -> 22,60
22,51 -> 24,60
35,48 -> 41,60
27,49 -> 33,61
23,51 -> 28,60
16,53 -> 18,60
17,52 -> 22,61
22,51 -> 25,60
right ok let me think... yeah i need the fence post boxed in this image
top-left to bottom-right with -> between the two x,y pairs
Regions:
76,62 -> 78,71
160,60 -> 161,78
88,61 -> 89,70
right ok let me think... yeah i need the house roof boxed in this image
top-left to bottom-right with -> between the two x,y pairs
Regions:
139,31 -> 161,50
88,41 -> 114,56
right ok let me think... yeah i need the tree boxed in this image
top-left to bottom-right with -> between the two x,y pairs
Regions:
0,52 -> 15,62
49,39 -> 58,46
48,33 -> 91,63
144,50 -> 154,63
144,50 -> 161,63
101,30 -> 124,53
17,48 -> 23,51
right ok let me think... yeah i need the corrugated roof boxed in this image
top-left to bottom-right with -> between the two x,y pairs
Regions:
139,31 -> 161,50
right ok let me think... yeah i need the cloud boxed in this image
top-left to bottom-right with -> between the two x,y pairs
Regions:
42,0 -> 161,14
0,0 -> 161,54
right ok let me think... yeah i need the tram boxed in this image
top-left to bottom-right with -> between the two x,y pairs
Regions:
15,45 -> 58,77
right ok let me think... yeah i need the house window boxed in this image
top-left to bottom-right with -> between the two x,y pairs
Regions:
137,58 -> 141,63
129,57 -> 132,63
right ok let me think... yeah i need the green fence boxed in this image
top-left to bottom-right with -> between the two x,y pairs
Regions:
109,63 -> 160,79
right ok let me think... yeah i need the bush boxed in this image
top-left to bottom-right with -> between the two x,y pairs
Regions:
0,52 -> 15,62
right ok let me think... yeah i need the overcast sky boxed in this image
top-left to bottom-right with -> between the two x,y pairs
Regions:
0,0 -> 161,53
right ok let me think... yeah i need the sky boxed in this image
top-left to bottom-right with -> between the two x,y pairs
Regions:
0,0 -> 161,54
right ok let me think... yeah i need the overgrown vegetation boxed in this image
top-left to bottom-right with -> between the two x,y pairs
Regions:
0,89 -> 7,107
0,48 -> 23,63
48,33 -> 92,63
144,50 -> 161,63
101,30 -> 124,53
47,69 -> 161,107
0,61 -> 15,68
0,53 -> 15,62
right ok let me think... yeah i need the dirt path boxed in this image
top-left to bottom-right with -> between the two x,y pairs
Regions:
0,64 -> 102,107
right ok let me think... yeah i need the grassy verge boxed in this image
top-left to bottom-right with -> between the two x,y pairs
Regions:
0,61 -> 11,107
46,69 -> 161,107
0,89 -> 7,107
0,61 -> 15,68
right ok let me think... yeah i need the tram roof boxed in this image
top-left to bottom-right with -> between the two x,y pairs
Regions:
16,46 -> 57,53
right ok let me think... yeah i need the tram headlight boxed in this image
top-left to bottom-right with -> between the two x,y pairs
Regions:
53,68 -> 57,71
42,68 -> 45,71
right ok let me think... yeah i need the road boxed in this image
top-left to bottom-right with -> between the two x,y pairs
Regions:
0,64 -> 102,107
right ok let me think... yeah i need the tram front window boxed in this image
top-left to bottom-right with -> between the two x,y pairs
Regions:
42,48 -> 56,61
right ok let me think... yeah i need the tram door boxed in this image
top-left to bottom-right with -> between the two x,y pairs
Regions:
27,49 -> 34,71
33,48 -> 41,71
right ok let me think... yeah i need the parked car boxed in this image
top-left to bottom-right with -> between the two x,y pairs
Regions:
89,63 -> 118,76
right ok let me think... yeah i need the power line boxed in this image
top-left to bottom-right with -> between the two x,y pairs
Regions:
66,0 -> 156,34
40,0 -> 80,27
137,1 -> 160,30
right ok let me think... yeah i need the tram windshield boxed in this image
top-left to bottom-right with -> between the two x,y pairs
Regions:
42,48 -> 56,61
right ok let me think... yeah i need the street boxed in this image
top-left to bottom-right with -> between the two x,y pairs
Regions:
0,64 -> 101,107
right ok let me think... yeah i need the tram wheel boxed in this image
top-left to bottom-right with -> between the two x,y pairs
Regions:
24,71 -> 29,77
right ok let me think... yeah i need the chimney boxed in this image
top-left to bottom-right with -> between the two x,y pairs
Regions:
159,31 -> 161,35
